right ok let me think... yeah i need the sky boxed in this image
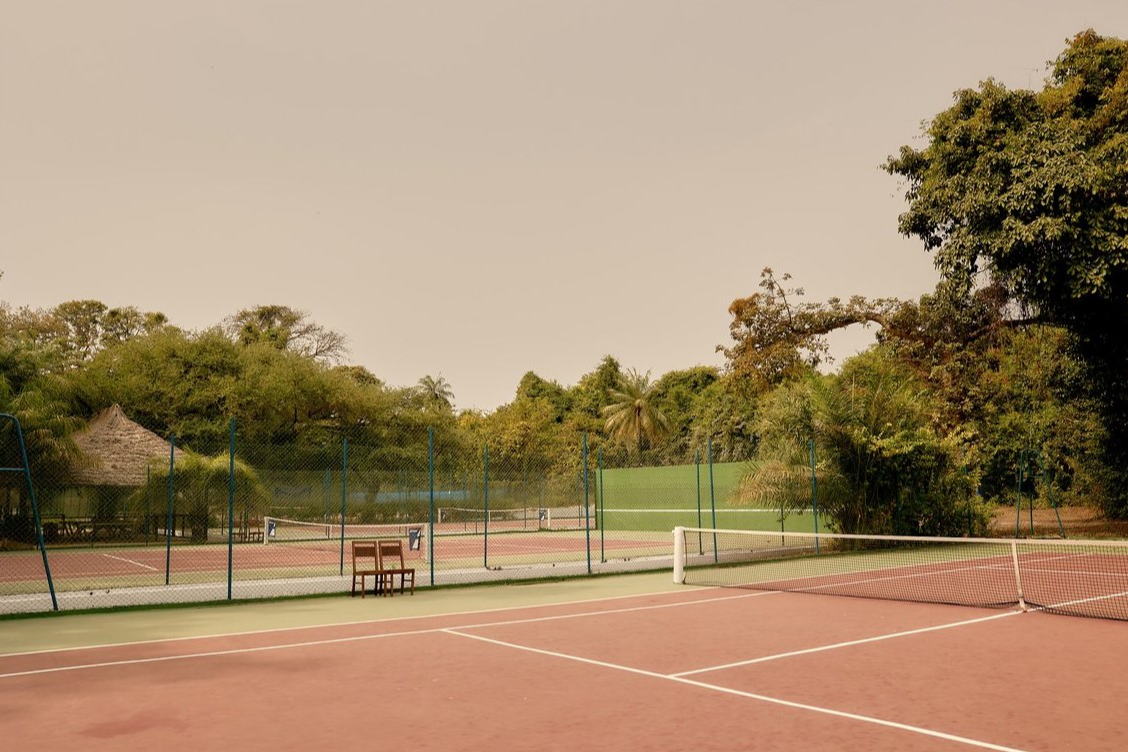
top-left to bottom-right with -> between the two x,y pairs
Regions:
2,1 -> 1126,412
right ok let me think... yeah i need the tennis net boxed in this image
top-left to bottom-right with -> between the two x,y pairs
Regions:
265,516 -> 429,561
673,527 -> 1128,622
437,506 -> 546,533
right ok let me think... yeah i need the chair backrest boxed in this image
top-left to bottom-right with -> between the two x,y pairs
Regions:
377,539 -> 405,569
352,540 -> 378,569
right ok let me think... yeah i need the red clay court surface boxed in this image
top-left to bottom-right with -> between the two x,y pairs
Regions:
0,530 -> 662,587
2,581 -> 1127,751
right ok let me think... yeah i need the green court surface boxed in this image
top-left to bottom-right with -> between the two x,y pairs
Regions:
0,571 -> 682,655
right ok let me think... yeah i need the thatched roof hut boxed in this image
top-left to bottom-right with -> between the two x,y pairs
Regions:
68,404 -> 181,487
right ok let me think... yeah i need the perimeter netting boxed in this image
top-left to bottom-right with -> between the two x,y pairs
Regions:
673,527 -> 1128,621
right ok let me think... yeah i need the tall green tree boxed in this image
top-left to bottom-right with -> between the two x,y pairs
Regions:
973,325 -> 1103,508
601,369 -> 670,458
513,372 -> 570,420
569,356 -> 623,419
688,375 -> 760,462
0,318 -> 81,541
884,30 -> 1128,516
737,349 -> 983,536
649,366 -> 720,462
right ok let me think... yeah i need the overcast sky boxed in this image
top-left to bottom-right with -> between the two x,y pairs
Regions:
2,1 -> 1126,411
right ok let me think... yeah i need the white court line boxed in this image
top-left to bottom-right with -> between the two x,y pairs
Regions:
0,580 -> 1024,753
780,556 -> 1019,595
671,609 -> 1020,676
1027,588 -> 1128,612
0,627 -> 434,679
100,553 -> 160,572
443,629 -> 1019,753
0,588 -> 767,670
0,585 -> 1039,749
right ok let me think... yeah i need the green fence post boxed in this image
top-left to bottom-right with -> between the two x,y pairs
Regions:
165,434 -> 175,586
708,438 -> 717,563
483,444 -> 489,569
1015,450 -> 1024,537
810,437 -> 820,552
227,418 -> 235,600
583,431 -> 591,574
0,413 -> 57,610
339,439 -> 348,575
598,448 -> 605,563
429,427 -> 435,587
145,466 -> 152,545
695,449 -> 703,555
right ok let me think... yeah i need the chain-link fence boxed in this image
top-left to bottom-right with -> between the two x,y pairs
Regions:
3,418 -> 830,614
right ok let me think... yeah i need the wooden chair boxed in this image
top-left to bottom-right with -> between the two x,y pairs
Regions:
376,539 -> 416,596
351,540 -> 385,598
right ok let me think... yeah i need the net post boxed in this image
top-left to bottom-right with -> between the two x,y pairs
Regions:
673,527 -> 686,584
1011,539 -> 1028,612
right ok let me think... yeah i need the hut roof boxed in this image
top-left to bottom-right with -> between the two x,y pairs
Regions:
68,404 -> 180,486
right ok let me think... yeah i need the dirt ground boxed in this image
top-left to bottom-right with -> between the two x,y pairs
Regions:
989,504 -> 1128,539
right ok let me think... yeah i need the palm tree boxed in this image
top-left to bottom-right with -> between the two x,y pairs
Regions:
417,375 -> 455,411
601,369 -> 669,454
135,452 -> 268,544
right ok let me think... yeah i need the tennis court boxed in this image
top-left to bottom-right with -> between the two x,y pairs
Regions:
0,528 -> 668,595
2,569 -> 1125,751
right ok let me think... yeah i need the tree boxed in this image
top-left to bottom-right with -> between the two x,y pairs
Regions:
224,305 -> 348,364
101,307 -> 169,348
0,329 -> 81,542
75,327 -> 243,448
134,452 -> 267,544
884,30 -> 1128,516
601,369 -> 670,457
649,366 -> 720,462
48,300 -> 169,366
972,325 -> 1103,508
513,372 -> 570,419
736,349 -> 983,536
721,268 -> 910,393
688,375 -> 760,462
722,269 -> 833,393
569,356 -> 624,419
416,374 -> 455,412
